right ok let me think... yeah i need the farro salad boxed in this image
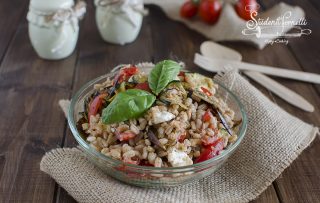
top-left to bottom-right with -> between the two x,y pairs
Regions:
77,60 -> 241,168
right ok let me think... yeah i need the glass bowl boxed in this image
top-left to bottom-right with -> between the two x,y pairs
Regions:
68,69 -> 247,188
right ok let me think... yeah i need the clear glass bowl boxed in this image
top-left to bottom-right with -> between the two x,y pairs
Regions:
68,69 -> 247,188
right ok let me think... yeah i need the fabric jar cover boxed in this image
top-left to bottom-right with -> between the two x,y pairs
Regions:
143,0 -> 306,49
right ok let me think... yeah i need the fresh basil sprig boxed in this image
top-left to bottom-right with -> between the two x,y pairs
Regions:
102,89 -> 156,124
148,60 -> 181,95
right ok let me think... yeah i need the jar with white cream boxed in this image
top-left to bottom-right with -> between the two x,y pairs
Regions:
27,0 -> 86,60
94,0 -> 147,45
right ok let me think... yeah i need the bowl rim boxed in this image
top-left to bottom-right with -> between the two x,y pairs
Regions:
68,72 -> 247,171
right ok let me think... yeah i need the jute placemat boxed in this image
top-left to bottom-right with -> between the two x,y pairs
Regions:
41,71 -> 318,203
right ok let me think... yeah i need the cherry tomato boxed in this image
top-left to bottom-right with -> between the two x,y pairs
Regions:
180,1 -> 199,19
195,138 -> 224,163
134,82 -> 151,92
202,109 -> 213,122
235,0 -> 259,20
199,0 -> 222,24
116,131 -> 136,141
88,93 -> 107,121
201,86 -> 213,96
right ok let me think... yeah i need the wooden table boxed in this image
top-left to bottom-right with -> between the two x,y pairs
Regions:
0,0 -> 319,202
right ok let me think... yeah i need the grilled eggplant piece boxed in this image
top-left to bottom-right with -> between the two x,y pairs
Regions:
192,89 -> 233,136
128,73 -> 148,84
216,110 -> 233,136
192,89 -> 219,107
159,82 -> 188,109
185,72 -> 215,90
147,126 -> 165,150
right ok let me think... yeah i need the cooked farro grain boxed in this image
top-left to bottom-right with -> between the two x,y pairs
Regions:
77,64 -> 240,167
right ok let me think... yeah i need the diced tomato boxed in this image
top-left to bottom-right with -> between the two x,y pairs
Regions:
195,147 -> 211,163
123,66 -> 138,75
88,93 -> 107,121
139,160 -> 154,166
115,165 -> 127,171
202,109 -> 212,122
116,131 -> 136,141
195,138 -> 224,163
209,123 -> 217,130
201,86 -> 213,96
178,132 -> 187,143
178,71 -> 186,81
178,71 -> 186,77
116,66 -> 139,83
123,156 -> 140,165
201,136 -> 220,146
134,82 -> 151,92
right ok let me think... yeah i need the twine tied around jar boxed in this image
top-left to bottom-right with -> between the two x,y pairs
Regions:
27,1 -> 86,30
27,1 -> 86,54
95,0 -> 148,28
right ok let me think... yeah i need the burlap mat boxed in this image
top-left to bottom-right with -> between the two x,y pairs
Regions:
41,71 -> 318,203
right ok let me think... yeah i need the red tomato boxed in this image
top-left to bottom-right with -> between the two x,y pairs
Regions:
88,93 -> 107,121
201,136 -> 220,146
195,138 -> 224,163
139,160 -> 154,166
135,82 -> 151,92
209,123 -> 216,130
235,0 -> 259,20
201,86 -> 213,96
180,1 -> 199,19
116,131 -> 136,141
202,109 -> 212,122
123,156 -> 140,165
178,71 -> 186,77
199,0 -> 222,24
178,132 -> 187,142
116,66 -> 139,83
123,66 -> 138,75
114,165 -> 127,171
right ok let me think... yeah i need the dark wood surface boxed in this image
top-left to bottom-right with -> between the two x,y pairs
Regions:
0,1 -> 319,202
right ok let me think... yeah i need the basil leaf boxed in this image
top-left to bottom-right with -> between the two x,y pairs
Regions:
102,89 -> 156,124
148,60 -> 181,95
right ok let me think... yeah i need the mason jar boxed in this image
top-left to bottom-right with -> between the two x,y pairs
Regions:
95,0 -> 146,45
27,0 -> 86,60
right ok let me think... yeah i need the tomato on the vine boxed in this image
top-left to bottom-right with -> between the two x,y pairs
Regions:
235,0 -> 259,21
198,0 -> 222,24
180,1 -> 199,19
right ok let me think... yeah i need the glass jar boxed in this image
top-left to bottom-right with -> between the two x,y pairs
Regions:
27,0 -> 86,60
95,0 -> 146,45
